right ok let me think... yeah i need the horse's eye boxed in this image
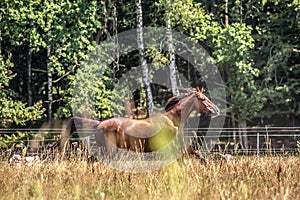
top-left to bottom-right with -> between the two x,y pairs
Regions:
197,95 -> 205,101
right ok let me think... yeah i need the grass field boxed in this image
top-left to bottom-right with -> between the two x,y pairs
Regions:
1,156 -> 299,200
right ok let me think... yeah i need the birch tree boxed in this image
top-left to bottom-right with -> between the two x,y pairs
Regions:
136,0 -> 154,116
47,34 -> 53,122
166,0 -> 179,96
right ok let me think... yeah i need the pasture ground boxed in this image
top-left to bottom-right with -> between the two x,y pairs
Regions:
0,156 -> 299,200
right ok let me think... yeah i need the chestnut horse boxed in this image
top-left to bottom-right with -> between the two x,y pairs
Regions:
60,87 -> 220,159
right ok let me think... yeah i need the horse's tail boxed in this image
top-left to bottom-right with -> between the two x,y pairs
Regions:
60,117 -> 100,153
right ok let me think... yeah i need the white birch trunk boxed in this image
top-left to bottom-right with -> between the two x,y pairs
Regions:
112,0 -> 119,75
136,0 -> 153,116
225,0 -> 229,27
27,46 -> 33,106
47,35 -> 53,122
166,0 -> 179,96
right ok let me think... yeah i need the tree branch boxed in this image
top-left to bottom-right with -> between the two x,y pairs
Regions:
52,64 -> 79,84
292,48 -> 300,53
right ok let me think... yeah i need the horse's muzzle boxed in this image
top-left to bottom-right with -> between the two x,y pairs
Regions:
208,106 -> 220,116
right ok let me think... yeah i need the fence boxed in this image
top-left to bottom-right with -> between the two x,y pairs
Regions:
1,127 -> 300,159
185,127 -> 300,154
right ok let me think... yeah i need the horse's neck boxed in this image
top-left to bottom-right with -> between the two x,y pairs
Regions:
166,95 -> 195,127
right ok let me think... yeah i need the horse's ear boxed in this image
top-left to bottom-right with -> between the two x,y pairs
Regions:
201,87 -> 204,93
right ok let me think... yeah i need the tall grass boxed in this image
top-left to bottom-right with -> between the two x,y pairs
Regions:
0,156 -> 299,199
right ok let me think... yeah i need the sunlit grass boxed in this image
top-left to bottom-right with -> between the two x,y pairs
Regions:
0,156 -> 299,199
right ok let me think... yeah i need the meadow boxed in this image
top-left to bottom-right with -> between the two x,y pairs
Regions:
1,155 -> 300,200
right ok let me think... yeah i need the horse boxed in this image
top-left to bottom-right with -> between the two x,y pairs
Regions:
60,87 -> 220,159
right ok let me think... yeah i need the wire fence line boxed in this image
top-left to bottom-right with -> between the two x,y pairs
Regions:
0,127 -> 299,156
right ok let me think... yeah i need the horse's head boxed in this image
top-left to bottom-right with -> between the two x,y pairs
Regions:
193,87 -> 220,116
164,87 -> 220,118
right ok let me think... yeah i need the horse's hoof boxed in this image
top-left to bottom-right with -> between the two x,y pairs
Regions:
196,155 -> 207,163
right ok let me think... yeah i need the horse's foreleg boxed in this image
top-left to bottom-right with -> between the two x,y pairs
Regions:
186,145 -> 206,162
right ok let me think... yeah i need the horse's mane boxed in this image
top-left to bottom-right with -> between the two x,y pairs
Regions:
164,91 -> 194,112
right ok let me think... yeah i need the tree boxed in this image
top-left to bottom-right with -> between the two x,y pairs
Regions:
248,1 -> 300,126
136,0 -> 154,116
166,0 -> 179,96
0,0 -> 45,127
154,0 -> 267,149
213,23 -> 265,148
0,0 -> 111,122
201,0 -> 300,128
0,0 -> 299,134
0,55 -> 44,128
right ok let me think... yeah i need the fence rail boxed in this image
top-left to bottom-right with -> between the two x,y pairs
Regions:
1,127 -> 299,156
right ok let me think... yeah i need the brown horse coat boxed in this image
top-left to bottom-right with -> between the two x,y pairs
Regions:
61,87 -> 220,158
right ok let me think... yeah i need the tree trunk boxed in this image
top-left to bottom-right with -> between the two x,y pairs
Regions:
231,109 -> 237,142
224,0 -> 229,27
27,22 -> 33,106
238,117 -> 248,151
166,0 -> 179,96
240,0 -> 243,24
104,0 -> 110,39
112,0 -> 119,79
47,40 -> 53,122
27,45 -> 33,106
136,0 -> 153,116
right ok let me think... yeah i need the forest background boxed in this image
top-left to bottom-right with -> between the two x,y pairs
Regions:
0,0 -> 299,147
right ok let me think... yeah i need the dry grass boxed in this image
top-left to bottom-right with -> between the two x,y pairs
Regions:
0,156 -> 299,200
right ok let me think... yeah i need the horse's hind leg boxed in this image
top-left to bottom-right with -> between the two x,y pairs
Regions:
104,132 -> 118,159
95,130 -> 117,160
